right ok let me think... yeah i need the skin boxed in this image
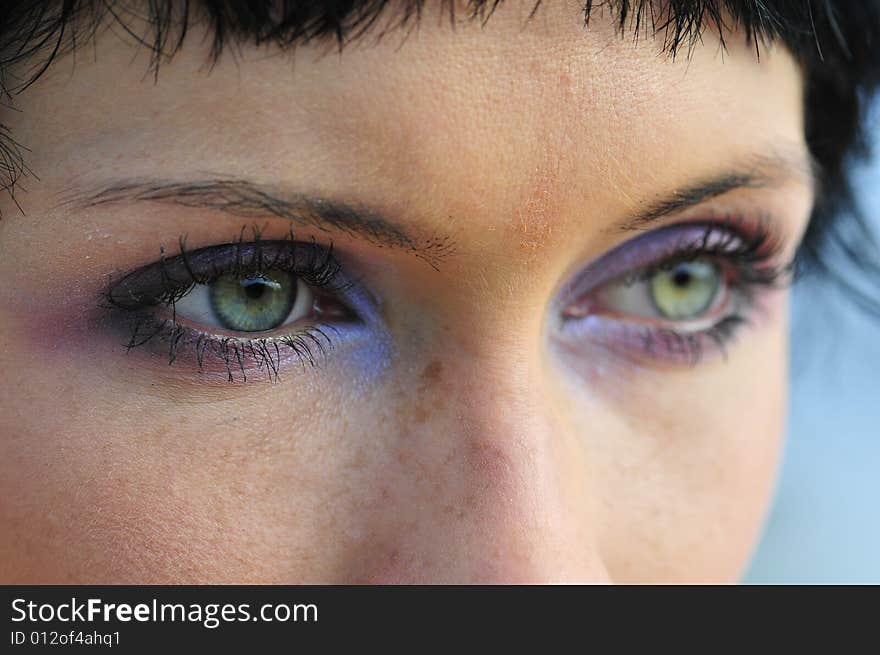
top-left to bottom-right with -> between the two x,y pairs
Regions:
0,1 -> 815,583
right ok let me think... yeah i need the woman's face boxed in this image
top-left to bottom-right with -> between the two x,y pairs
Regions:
0,1 -> 814,583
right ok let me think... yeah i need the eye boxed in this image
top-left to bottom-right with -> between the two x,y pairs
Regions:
595,258 -> 726,323
102,235 -> 379,381
173,269 -> 314,333
556,220 -> 791,365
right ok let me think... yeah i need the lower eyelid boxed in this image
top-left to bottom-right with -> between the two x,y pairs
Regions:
107,310 -> 354,383
99,278 -> 390,383
554,270 -> 791,369
555,309 -> 752,367
100,291 -> 381,384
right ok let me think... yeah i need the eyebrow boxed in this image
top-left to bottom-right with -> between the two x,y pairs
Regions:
65,179 -> 456,269
64,147 -> 815,256
617,149 -> 819,231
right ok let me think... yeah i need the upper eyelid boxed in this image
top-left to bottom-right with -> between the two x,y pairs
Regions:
104,239 -> 346,308
555,220 -> 783,310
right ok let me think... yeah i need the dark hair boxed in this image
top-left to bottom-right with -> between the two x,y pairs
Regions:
1,1 -> 879,311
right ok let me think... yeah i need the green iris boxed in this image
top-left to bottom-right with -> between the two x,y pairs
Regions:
649,260 -> 721,320
210,270 -> 297,332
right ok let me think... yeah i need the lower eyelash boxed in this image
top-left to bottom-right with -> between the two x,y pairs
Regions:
632,314 -> 750,365
118,311 -> 339,382
557,301 -> 755,367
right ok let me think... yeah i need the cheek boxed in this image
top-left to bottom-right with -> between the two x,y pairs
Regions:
0,339 -> 454,583
577,305 -> 789,583
0,337 -> 356,582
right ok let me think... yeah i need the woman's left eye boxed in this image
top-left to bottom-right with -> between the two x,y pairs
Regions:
593,258 -> 727,324
556,221 -> 790,365
174,270 -> 314,333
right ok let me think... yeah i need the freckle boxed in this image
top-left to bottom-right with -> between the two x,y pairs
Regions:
408,360 -> 445,429
412,405 -> 429,425
420,360 -> 443,387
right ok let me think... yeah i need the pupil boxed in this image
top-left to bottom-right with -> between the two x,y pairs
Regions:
243,278 -> 268,300
672,268 -> 691,288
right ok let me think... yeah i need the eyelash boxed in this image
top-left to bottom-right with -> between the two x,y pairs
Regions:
102,228 -> 356,382
559,217 -> 793,365
629,220 -> 787,287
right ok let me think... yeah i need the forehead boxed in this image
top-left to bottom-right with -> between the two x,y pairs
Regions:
10,1 -> 805,243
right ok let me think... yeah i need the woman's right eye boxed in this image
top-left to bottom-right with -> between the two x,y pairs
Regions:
102,234 -> 371,381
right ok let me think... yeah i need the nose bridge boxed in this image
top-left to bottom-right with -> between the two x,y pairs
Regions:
360,337 -> 611,583
448,353 -> 610,583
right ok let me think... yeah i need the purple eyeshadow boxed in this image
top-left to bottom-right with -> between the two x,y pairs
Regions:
556,222 -> 749,311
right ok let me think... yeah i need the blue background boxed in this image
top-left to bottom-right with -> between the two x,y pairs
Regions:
745,102 -> 880,583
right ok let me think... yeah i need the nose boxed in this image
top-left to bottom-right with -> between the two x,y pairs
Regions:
347,347 -> 612,584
